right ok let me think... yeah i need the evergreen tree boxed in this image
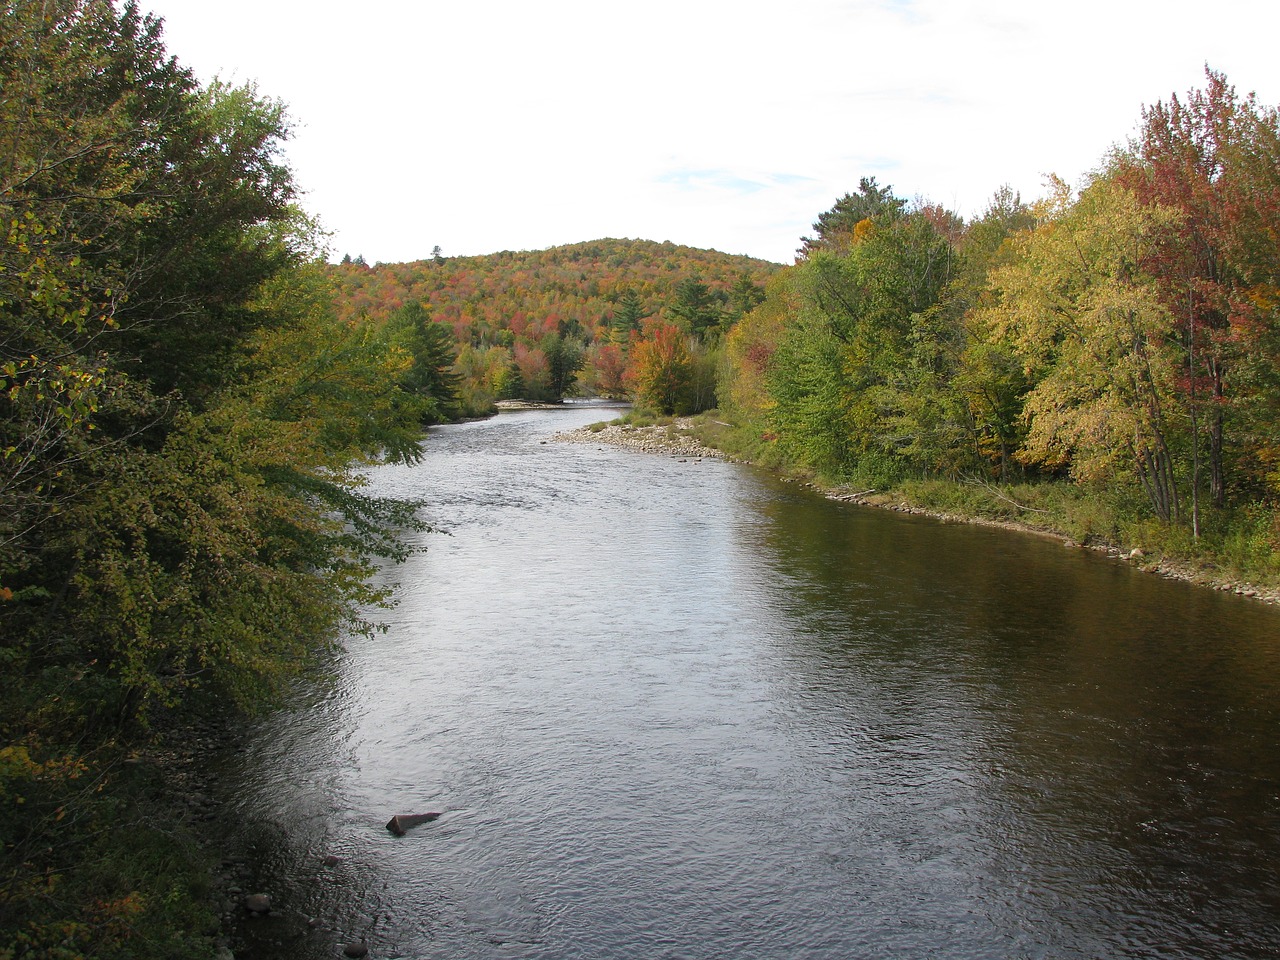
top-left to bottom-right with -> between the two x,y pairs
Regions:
798,176 -> 907,257
669,275 -> 721,339
612,289 -> 649,338
383,303 -> 463,422
541,331 -> 585,398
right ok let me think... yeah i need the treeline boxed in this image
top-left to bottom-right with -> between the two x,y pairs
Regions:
1,2 -> 435,955
720,69 -> 1280,564
327,239 -> 779,416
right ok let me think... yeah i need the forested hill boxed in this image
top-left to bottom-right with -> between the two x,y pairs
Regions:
330,238 -> 781,334
325,239 -> 782,414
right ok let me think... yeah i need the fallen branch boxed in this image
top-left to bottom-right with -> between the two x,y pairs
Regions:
962,475 -> 1051,514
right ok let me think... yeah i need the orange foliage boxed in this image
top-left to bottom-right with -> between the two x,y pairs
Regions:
327,239 -> 780,400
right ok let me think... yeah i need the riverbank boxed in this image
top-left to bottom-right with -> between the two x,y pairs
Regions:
555,415 -> 1280,606
494,399 -> 569,411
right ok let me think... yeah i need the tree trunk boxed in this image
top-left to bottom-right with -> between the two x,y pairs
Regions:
1137,438 -> 1179,522
1209,359 -> 1226,508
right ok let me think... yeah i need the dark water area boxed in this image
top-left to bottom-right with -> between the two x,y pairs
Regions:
221,406 -> 1280,959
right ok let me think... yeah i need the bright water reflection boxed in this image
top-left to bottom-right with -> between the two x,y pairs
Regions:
223,407 -> 1280,960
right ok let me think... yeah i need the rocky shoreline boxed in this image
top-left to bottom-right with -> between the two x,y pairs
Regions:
141,712 -> 378,960
554,417 -> 729,461
494,399 -> 570,411
554,417 -> 1280,607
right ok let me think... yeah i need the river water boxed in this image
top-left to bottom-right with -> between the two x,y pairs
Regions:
222,406 -> 1280,960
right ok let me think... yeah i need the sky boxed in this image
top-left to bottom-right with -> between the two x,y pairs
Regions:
144,0 -> 1279,265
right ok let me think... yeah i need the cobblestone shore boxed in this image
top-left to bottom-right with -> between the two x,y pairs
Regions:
554,417 -> 728,460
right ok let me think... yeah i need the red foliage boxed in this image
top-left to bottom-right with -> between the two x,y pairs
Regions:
326,239 -> 781,400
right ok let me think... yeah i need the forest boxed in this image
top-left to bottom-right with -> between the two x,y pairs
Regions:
714,70 -> 1280,574
2,0 -> 1279,955
326,239 -> 778,416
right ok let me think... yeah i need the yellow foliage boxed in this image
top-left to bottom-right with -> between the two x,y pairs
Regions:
978,177 -> 1184,493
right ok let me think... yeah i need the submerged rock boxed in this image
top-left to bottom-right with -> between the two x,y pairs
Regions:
386,812 -> 442,836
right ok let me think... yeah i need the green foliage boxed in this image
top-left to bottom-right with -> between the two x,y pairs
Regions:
668,274 -> 722,339
762,200 -> 962,482
1,763 -> 222,960
1,4 -> 430,954
611,409 -> 672,428
724,270 -> 767,328
382,302 -> 463,422
798,176 -> 906,256
610,289 -> 649,339
766,297 -> 856,478
541,331 -> 585,399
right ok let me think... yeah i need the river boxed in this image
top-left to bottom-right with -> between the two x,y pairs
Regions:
221,405 -> 1280,960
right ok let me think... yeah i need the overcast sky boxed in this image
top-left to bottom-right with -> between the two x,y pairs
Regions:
145,0 -> 1278,265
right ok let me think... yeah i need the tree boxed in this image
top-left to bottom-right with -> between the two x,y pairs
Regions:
725,270 -> 767,326
586,341 -> 629,397
630,325 -> 693,414
1,0 -> 200,582
980,177 -> 1186,520
1115,67 -> 1280,512
798,176 -> 906,256
766,300 -> 856,477
949,187 -> 1039,480
511,341 -> 550,398
770,204 -> 961,481
0,8 -> 430,951
668,274 -> 721,339
383,302 -> 463,422
541,331 -> 584,398
719,272 -> 790,431
611,288 -> 649,338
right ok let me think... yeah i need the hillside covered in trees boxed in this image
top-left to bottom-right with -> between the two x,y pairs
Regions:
327,240 -> 779,416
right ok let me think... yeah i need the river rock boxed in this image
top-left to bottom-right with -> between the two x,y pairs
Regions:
243,893 -> 271,914
342,942 -> 369,958
386,812 -> 442,836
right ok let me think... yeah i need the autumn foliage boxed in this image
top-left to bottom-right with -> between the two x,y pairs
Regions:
327,239 -> 779,413
719,69 -> 1280,567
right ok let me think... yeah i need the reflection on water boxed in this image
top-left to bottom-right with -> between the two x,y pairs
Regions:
221,407 -> 1280,959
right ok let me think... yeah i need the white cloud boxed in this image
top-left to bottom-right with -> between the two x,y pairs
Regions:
149,0 -> 1280,264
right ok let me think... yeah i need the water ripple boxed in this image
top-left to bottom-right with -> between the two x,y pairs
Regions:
220,408 -> 1280,960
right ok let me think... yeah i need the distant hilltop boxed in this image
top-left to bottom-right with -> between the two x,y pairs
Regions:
326,236 -> 781,417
